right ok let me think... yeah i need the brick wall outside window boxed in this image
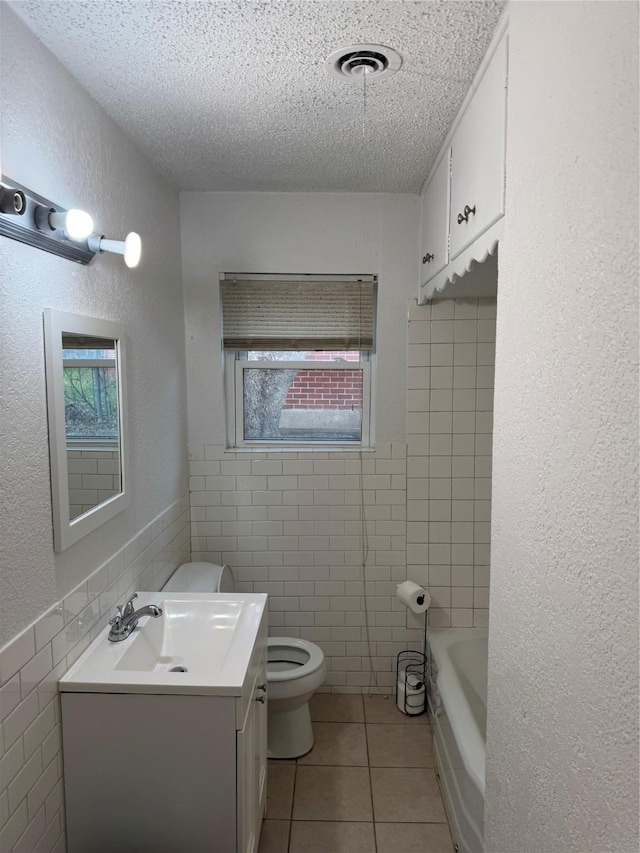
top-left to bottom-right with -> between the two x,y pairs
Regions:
282,351 -> 363,410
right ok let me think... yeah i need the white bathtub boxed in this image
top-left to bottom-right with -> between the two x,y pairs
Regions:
428,628 -> 488,853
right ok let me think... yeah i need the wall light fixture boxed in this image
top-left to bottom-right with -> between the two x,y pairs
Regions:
0,176 -> 142,267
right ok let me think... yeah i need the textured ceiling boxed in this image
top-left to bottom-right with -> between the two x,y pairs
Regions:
9,1 -> 505,193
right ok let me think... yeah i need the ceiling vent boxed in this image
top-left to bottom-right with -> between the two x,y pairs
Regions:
324,44 -> 402,81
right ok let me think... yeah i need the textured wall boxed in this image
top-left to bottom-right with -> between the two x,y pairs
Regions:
486,3 -> 639,852
0,7 -> 188,644
180,191 -> 419,448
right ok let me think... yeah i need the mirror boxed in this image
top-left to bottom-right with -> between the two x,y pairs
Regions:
44,310 -> 129,551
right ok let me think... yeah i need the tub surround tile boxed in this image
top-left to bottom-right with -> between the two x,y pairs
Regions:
293,766 -> 373,821
298,722 -> 368,766
370,768 -> 447,823
375,821 -> 454,853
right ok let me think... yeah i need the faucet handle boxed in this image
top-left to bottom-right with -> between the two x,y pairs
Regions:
109,605 -> 124,627
122,593 -> 138,617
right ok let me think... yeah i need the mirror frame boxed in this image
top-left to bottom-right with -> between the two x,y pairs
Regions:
43,309 -> 130,552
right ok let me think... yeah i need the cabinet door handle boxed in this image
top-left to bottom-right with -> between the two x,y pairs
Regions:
457,204 -> 476,225
422,253 -> 434,264
257,683 -> 267,692
256,694 -> 266,703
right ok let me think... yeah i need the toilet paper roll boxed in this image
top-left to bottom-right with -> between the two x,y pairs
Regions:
396,580 -> 431,614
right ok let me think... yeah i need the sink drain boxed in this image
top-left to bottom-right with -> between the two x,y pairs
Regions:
169,666 -> 187,673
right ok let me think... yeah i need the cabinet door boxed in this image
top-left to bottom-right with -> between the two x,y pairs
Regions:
420,148 -> 450,285
237,663 -> 267,853
237,698 -> 258,853
449,31 -> 508,260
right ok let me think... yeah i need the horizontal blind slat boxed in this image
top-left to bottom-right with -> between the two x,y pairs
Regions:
221,280 -> 375,351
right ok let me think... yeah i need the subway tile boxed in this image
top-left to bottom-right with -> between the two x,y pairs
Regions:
0,629 -> 35,687
0,676 -> 21,722
430,343 -> 453,366
407,344 -> 430,367
8,749 -> 42,813
23,702 -> 55,761
3,690 -> 39,750
454,299 -> 479,319
408,320 -> 431,343
45,780 -> 63,827
0,800 -> 28,852
430,320 -> 454,344
430,300 -> 454,320
284,490 -> 314,505
451,609 -> 474,627
453,389 -> 476,411
477,341 -> 496,365
478,298 -> 497,318
0,738 -> 24,790
452,565 -> 474,586
454,320 -> 478,342
453,343 -> 476,366
27,755 -> 59,818
407,367 -> 429,390
267,506 -> 299,521
34,607 -> 64,655
14,803 -> 47,852
477,319 -> 496,342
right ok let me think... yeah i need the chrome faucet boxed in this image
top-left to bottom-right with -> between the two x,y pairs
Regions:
108,593 -> 163,642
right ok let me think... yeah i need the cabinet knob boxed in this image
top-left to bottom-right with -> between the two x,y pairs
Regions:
257,683 -> 267,692
256,694 -> 266,703
457,204 -> 476,225
422,253 -> 434,264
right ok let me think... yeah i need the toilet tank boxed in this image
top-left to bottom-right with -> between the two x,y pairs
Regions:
162,562 -> 235,593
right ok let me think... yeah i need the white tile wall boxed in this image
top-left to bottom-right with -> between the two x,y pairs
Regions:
67,450 -> 121,521
0,496 -> 190,853
188,297 -> 495,695
190,444 -> 423,693
407,297 -> 495,629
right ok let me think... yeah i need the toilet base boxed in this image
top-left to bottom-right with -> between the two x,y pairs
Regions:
267,702 -> 314,759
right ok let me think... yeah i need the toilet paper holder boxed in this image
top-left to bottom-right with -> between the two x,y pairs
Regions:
396,649 -> 427,716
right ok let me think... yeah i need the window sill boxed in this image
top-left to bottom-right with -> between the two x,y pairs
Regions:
227,446 -> 376,454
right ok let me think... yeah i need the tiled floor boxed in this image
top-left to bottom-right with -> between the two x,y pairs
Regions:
258,693 -> 454,853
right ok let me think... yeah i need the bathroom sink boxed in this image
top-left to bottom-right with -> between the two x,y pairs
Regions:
60,592 -> 268,696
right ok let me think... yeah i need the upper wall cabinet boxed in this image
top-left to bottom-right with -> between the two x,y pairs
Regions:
419,22 -> 508,301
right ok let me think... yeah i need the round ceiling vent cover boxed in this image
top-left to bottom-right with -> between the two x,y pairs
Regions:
325,44 -> 402,81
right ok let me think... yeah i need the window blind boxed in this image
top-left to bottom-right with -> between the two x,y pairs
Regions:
221,278 -> 375,351
62,334 -> 116,349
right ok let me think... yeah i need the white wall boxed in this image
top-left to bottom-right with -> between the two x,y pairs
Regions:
0,7 -> 189,646
180,191 -> 419,448
486,3 -> 639,851
0,11 -> 192,849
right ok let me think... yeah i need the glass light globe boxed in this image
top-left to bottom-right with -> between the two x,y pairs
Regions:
124,232 -> 142,268
63,209 -> 94,240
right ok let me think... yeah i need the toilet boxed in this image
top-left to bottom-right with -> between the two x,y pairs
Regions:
267,636 -> 327,759
157,561 -> 327,759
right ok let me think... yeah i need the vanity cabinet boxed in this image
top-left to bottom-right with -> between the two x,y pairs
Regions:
419,23 -> 508,300
60,598 -> 268,853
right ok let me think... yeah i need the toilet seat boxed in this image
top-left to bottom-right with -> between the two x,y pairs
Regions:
267,637 -> 325,682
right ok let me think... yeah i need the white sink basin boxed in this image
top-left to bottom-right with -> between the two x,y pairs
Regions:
60,592 -> 268,696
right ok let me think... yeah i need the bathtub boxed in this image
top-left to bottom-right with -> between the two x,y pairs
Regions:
428,628 -> 488,853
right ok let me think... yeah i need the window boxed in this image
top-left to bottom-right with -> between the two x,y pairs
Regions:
62,335 -> 119,444
222,274 -> 376,448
